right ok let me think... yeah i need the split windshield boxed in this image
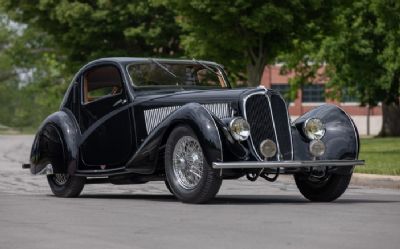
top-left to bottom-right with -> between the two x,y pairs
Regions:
127,60 -> 228,89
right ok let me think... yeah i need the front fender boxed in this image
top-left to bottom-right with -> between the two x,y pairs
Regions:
30,110 -> 80,175
126,103 -> 223,174
292,104 -> 359,162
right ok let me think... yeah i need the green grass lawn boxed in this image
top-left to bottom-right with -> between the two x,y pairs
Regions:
356,137 -> 400,176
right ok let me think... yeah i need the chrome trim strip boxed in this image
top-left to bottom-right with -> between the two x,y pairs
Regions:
265,93 -> 281,161
144,103 -> 231,134
273,93 -> 294,160
76,166 -> 126,174
212,160 -> 365,169
241,91 -> 266,161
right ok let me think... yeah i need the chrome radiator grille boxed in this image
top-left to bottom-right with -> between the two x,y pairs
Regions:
244,92 -> 293,160
270,94 -> 292,160
144,103 -> 231,134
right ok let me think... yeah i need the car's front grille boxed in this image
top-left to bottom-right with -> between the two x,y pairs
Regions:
270,94 -> 292,160
245,94 -> 277,160
244,92 -> 292,160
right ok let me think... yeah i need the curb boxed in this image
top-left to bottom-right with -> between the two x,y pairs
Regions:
351,173 -> 400,190
277,173 -> 400,190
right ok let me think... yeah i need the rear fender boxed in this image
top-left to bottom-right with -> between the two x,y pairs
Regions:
30,110 -> 80,175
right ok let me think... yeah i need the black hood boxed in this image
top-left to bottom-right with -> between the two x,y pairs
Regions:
133,88 -> 265,108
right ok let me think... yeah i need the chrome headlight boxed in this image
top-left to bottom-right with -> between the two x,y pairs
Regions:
303,118 -> 325,140
229,117 -> 250,141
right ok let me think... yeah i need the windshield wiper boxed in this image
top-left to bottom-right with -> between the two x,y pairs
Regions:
149,58 -> 178,79
192,58 -> 223,77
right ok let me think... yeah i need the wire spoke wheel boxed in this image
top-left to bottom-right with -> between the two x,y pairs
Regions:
172,136 -> 204,190
52,174 -> 69,186
165,125 -> 222,203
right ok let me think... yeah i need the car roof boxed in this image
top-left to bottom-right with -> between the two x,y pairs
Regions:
91,57 -> 221,67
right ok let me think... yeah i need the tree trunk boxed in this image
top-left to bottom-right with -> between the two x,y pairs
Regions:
379,103 -> 400,137
245,40 -> 266,87
246,64 -> 263,86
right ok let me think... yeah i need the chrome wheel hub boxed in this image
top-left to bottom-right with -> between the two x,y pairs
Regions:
173,136 -> 204,190
53,174 -> 69,186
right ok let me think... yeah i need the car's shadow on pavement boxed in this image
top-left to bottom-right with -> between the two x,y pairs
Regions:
76,194 -> 399,205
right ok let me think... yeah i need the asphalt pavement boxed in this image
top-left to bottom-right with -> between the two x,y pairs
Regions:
1,135 -> 400,249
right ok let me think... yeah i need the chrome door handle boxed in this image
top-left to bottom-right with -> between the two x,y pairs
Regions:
113,99 -> 127,107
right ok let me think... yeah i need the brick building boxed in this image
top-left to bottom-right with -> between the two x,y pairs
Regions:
261,65 -> 382,135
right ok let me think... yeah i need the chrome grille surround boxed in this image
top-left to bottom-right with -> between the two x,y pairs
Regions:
242,90 -> 293,161
144,103 -> 231,134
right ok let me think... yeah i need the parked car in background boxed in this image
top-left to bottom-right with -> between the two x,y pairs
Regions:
23,57 -> 364,203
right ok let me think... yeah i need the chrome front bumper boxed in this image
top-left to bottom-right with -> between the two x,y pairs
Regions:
212,160 -> 365,169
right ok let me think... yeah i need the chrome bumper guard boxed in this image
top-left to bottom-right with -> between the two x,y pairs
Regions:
212,160 -> 365,169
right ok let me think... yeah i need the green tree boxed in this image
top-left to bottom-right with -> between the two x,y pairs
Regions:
0,15 -> 19,127
1,0 -> 183,129
0,15 -> 15,82
1,0 -> 182,72
159,0 -> 340,86
0,12 -> 67,129
282,0 -> 400,136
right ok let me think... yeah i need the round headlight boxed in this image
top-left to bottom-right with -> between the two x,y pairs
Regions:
309,139 -> 326,157
229,117 -> 250,141
303,118 -> 325,140
260,139 -> 277,158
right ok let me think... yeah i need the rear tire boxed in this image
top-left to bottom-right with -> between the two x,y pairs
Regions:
47,174 -> 85,197
165,125 -> 222,204
294,169 -> 353,202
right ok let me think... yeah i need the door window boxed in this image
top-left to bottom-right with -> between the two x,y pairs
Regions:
83,65 -> 123,104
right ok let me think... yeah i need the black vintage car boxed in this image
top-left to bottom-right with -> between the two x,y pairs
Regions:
23,57 -> 364,203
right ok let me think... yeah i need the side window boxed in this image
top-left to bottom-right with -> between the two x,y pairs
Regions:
83,65 -> 123,104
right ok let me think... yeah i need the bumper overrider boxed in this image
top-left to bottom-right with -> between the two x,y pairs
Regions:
212,159 -> 365,169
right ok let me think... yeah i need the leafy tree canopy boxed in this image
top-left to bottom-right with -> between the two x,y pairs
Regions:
0,14 -> 66,128
158,0 -> 341,85
320,0 -> 400,107
281,0 -> 400,135
0,0 -> 183,128
1,0 -> 182,72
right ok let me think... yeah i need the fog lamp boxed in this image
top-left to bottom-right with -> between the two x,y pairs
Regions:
260,139 -> 277,158
309,139 -> 326,157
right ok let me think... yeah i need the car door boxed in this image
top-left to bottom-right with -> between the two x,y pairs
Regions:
78,63 -> 134,169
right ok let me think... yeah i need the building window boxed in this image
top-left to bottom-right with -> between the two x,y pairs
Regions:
271,84 -> 291,102
341,88 -> 359,102
302,84 -> 325,103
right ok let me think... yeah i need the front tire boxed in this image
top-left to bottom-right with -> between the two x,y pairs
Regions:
47,173 -> 85,197
165,125 -> 222,203
294,169 -> 353,202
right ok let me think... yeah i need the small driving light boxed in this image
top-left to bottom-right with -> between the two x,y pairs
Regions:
303,118 -> 325,140
229,117 -> 250,141
260,139 -> 277,158
309,139 -> 326,157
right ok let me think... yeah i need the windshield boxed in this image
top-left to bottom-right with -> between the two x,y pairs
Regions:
127,61 -> 228,89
